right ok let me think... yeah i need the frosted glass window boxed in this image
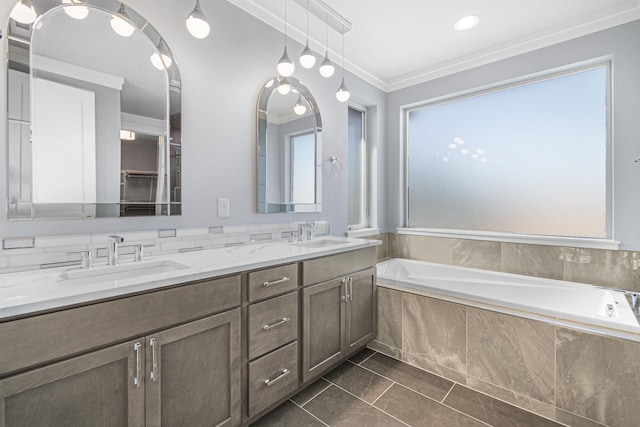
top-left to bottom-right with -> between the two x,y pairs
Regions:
348,106 -> 366,228
407,65 -> 609,238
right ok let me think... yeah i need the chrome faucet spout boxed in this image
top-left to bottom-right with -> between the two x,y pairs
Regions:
298,223 -> 313,242
107,235 -> 124,266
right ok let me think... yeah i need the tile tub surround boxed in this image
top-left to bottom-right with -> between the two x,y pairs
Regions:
252,349 -> 565,427
388,233 -> 640,292
372,287 -> 640,427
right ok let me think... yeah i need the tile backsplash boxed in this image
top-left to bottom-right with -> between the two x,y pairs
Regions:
0,221 -> 330,273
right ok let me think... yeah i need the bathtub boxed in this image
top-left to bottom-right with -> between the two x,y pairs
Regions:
377,258 -> 640,336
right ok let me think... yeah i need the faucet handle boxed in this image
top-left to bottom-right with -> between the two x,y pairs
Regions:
109,235 -> 124,243
135,245 -> 144,262
67,250 -> 92,269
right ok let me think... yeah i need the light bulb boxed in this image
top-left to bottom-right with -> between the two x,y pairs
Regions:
299,42 -> 316,69
62,0 -> 89,20
150,52 -> 173,70
293,96 -> 307,115
186,1 -> 210,39
277,79 -> 291,95
336,77 -> 350,102
111,14 -> 135,37
10,0 -> 37,24
277,46 -> 295,77
319,54 -> 335,78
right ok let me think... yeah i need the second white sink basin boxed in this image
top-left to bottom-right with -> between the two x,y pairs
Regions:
56,260 -> 189,287
291,238 -> 350,249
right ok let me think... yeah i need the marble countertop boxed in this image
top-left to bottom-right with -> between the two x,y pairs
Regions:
0,237 -> 380,320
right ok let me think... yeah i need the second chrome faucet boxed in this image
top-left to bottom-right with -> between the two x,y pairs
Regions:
107,235 -> 124,265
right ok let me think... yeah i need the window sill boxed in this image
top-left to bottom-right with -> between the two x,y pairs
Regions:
396,228 -> 620,251
346,228 -> 381,238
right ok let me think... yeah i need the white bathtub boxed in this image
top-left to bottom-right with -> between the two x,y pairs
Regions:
377,258 -> 640,336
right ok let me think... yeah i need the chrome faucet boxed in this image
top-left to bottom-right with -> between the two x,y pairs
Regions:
107,235 -> 124,265
630,292 -> 640,317
298,223 -> 313,242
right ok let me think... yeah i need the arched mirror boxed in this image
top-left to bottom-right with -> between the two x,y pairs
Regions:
257,76 -> 322,213
6,0 -> 181,219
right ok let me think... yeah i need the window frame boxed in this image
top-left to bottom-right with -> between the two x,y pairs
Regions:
402,59 -> 615,248
347,103 -> 369,231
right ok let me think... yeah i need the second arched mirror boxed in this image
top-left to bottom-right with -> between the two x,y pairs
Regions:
257,77 -> 322,213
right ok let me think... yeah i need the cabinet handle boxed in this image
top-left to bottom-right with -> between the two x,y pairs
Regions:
263,317 -> 290,331
348,277 -> 353,301
263,276 -> 290,287
133,342 -> 142,387
341,278 -> 347,302
264,369 -> 290,387
150,338 -> 158,381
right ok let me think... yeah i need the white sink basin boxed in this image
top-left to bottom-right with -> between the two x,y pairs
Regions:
290,238 -> 350,249
56,260 -> 189,287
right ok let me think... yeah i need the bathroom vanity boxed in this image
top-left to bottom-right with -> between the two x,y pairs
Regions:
0,239 -> 378,426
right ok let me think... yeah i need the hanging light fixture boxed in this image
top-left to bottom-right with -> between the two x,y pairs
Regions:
276,0 -> 295,77
293,95 -> 307,115
318,14 -> 335,78
62,0 -> 89,20
150,39 -> 173,70
186,0 -> 210,39
299,0 -> 315,69
277,77 -> 292,95
110,4 -> 135,37
10,0 -> 37,25
335,29 -> 350,102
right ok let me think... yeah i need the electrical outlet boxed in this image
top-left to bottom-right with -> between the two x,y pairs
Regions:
217,198 -> 230,218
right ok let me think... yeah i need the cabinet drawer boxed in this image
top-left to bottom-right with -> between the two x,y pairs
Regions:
248,341 -> 299,418
302,247 -> 376,286
248,263 -> 298,302
0,274 -> 241,376
248,292 -> 298,360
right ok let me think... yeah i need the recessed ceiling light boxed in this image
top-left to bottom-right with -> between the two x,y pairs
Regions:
454,15 -> 479,31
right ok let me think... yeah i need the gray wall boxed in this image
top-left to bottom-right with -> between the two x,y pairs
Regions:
385,19 -> 640,250
0,0 -> 386,238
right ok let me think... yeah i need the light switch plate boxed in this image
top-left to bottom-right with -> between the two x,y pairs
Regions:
217,198 -> 230,218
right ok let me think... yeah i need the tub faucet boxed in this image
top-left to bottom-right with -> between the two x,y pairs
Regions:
107,235 -> 124,266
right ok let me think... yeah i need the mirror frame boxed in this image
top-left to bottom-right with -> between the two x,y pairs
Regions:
256,76 -> 322,213
6,0 -> 182,220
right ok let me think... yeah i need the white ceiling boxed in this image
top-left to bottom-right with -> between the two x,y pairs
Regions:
228,0 -> 640,92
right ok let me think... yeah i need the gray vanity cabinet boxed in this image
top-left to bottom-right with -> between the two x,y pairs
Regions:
145,309 -> 241,427
0,339 -> 145,427
345,268 -> 377,354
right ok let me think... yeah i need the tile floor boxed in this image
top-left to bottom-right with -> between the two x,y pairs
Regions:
251,349 -> 566,427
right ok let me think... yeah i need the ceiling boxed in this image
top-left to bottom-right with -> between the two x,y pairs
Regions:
228,0 -> 640,92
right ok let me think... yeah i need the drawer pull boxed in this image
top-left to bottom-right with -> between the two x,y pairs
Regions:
263,276 -> 290,287
263,317 -> 290,331
264,368 -> 290,387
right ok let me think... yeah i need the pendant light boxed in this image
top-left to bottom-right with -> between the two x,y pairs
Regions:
318,15 -> 335,78
335,30 -> 350,102
293,95 -> 307,115
186,0 -> 210,39
150,39 -> 173,70
10,0 -> 37,25
111,4 -> 135,37
299,0 -> 315,69
277,77 -> 292,95
62,0 -> 89,20
276,0 -> 294,77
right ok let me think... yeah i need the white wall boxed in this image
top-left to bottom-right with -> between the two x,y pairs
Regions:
385,19 -> 640,250
0,0 -> 386,238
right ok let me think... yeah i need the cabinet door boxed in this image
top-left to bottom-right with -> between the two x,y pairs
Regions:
346,268 -> 377,355
0,339 -> 144,427
302,278 -> 346,383
145,308 -> 241,427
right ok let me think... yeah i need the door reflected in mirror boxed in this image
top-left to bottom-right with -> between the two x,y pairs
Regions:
257,77 -> 322,213
6,0 -> 181,220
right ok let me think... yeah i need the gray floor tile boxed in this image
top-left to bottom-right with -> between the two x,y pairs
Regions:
444,384 -> 563,427
250,400 -> 326,427
291,378 -> 332,406
304,385 -> 406,427
374,384 -> 487,427
323,362 -> 393,403
362,352 -> 454,401
349,348 -> 376,364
